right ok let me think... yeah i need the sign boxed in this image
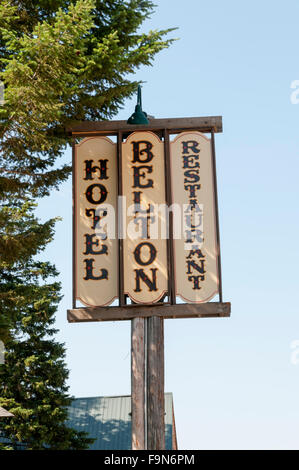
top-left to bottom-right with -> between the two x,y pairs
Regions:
122,131 -> 168,303
69,116 -> 229,320
75,137 -> 118,306
170,132 -> 219,302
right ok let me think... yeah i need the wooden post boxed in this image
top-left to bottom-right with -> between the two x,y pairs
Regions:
147,316 -> 165,450
131,318 -> 146,450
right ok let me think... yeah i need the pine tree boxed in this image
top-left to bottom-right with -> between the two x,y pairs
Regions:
0,259 -> 94,449
0,0 -> 175,448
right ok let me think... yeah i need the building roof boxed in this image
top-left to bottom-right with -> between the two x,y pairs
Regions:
0,407 -> 14,418
68,393 -> 175,450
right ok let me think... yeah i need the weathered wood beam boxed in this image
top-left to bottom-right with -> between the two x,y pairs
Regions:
131,318 -> 146,450
67,302 -> 231,323
147,317 -> 165,450
67,116 -> 223,135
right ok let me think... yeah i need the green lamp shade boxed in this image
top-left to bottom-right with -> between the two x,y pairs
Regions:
127,105 -> 149,125
127,85 -> 149,125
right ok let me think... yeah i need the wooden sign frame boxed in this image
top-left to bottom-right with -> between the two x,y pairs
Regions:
67,116 -> 231,322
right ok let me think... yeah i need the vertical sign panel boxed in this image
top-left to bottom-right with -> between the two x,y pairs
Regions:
170,132 -> 219,302
75,137 -> 118,306
122,131 -> 168,303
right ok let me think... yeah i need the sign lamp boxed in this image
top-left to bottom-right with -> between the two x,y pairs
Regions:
127,85 -> 149,125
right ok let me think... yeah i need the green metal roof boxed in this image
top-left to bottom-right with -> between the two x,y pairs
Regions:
68,393 -> 174,450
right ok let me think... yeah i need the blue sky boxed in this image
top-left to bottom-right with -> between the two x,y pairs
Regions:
35,0 -> 299,449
